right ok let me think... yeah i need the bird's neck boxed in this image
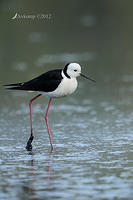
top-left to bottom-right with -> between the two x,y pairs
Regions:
62,68 -> 70,79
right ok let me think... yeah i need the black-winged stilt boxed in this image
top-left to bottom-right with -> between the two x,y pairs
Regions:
4,63 -> 95,151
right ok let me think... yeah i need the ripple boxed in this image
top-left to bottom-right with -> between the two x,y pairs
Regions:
36,52 -> 96,66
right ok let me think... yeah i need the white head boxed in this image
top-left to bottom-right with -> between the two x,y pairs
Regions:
63,62 -> 96,82
63,63 -> 81,78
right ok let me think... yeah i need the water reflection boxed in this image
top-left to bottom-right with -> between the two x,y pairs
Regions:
15,151 -> 54,200
27,150 -> 53,183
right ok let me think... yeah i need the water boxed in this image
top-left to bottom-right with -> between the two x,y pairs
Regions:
1,81 -> 133,200
1,0 -> 133,199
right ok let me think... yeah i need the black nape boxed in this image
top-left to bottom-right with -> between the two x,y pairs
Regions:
63,63 -> 70,79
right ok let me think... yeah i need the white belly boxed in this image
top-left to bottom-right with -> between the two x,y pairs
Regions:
40,78 -> 78,98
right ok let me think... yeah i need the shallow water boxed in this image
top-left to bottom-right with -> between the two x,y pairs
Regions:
1,0 -> 133,199
1,75 -> 133,200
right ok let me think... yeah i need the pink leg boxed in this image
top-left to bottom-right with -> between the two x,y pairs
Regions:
26,94 -> 42,151
45,98 -> 53,152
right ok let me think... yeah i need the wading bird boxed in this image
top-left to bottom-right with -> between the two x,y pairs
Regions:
4,63 -> 95,151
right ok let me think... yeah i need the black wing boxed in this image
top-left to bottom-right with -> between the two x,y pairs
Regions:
4,69 -> 62,92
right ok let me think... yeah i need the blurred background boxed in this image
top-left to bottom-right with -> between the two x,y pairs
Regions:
1,0 -> 133,80
0,0 -> 133,200
1,0 -> 133,106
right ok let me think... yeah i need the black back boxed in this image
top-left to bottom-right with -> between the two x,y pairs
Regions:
7,69 -> 63,92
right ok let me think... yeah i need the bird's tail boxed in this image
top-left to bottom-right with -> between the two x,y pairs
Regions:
4,82 -> 24,90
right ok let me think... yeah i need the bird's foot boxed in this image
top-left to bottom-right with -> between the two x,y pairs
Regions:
26,135 -> 34,151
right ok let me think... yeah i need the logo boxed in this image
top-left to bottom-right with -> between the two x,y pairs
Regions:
12,13 -> 18,19
12,13 -> 52,20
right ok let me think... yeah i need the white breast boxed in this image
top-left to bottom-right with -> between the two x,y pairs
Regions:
40,77 -> 78,98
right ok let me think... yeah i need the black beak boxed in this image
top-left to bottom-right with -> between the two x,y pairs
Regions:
80,73 -> 96,82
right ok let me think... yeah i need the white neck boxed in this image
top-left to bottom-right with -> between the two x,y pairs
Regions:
62,70 -> 70,79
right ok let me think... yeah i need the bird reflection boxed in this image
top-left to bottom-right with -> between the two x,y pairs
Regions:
15,150 -> 54,199
47,151 -> 53,183
27,149 -> 53,183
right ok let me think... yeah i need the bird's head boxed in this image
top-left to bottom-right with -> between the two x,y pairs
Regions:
63,63 -> 96,82
65,63 -> 81,78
